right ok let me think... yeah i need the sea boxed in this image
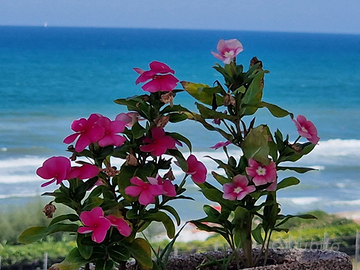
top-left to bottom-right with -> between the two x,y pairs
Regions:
0,26 -> 360,220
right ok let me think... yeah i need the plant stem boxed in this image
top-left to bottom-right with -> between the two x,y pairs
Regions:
293,135 -> 301,144
264,230 -> 273,266
254,230 -> 268,266
243,214 -> 254,268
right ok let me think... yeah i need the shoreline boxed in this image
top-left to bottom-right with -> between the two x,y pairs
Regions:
335,210 -> 360,224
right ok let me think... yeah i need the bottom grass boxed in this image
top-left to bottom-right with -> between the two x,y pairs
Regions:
1,210 -> 359,267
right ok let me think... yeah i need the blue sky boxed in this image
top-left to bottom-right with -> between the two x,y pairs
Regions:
1,0 -> 359,34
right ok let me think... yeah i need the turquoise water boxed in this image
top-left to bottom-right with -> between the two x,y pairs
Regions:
0,26 -> 360,218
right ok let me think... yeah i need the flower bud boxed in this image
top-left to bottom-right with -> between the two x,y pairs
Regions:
250,56 -> 263,69
160,92 -> 174,107
103,166 -> 119,177
43,202 -> 56,218
163,169 -> 175,181
289,143 -> 303,153
155,115 -> 170,128
126,153 -> 138,166
223,93 -> 236,106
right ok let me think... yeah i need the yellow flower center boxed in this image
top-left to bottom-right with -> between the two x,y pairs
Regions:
224,51 -> 234,57
256,166 -> 266,176
234,187 -> 243,194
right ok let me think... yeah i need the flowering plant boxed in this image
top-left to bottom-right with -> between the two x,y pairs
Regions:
19,39 -> 319,270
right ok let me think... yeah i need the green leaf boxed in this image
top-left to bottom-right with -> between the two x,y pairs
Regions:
168,112 -> 188,123
190,220 -> 228,237
82,196 -> 104,211
203,204 -> 221,220
126,209 -> 139,219
114,96 -> 152,120
108,244 -> 131,262
196,103 -> 237,121
128,238 -> 153,269
274,129 -> 285,151
279,142 -> 316,163
277,166 -> 316,173
206,156 -> 237,175
131,121 -> 147,139
200,188 -> 234,210
276,214 -> 317,228
95,259 -> 114,270
276,177 -> 300,190
18,226 -> 49,244
168,132 -> 192,152
242,125 -> 270,165
48,248 -> 88,270
157,224 -> 187,265
167,149 -> 188,172
233,225 -> 247,249
143,211 -> 175,238
211,171 -> 230,185
262,193 -> 279,231
116,165 -> 137,202
18,223 -> 79,244
240,70 -> 265,116
233,205 -> 250,224
181,81 -> 224,106
257,102 -> 293,118
160,104 -> 190,114
49,214 -> 79,226
189,112 -> 233,141
77,239 -> 93,260
252,224 -> 264,244
161,205 -> 181,226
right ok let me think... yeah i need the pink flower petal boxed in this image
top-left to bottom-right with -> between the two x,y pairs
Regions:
149,61 -> 175,74
212,39 -> 243,64
162,180 -> 176,197
135,61 -> 178,93
148,184 -> 164,196
138,190 -> 155,205
124,186 -> 142,197
63,133 -> 79,144
106,215 -> 132,237
210,141 -> 231,150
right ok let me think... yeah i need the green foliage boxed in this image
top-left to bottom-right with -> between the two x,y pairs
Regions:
18,39 -> 320,270
181,45 -> 319,268
0,241 -> 76,267
0,197 -> 72,244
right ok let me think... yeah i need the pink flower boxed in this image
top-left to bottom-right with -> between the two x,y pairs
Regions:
97,116 -> 127,147
150,175 -> 177,197
63,114 -> 105,152
134,61 -> 179,93
223,174 -> 256,201
66,163 -> 99,180
115,112 -> 140,127
124,177 -> 163,205
37,156 -> 71,187
140,127 -> 177,156
185,154 -> 207,184
292,115 -> 320,144
211,39 -> 243,64
161,180 -> 177,197
78,207 -> 111,243
106,215 -> 132,237
246,159 -> 277,188
210,141 -> 231,150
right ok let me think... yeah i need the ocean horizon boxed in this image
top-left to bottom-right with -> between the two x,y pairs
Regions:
0,26 -> 359,219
